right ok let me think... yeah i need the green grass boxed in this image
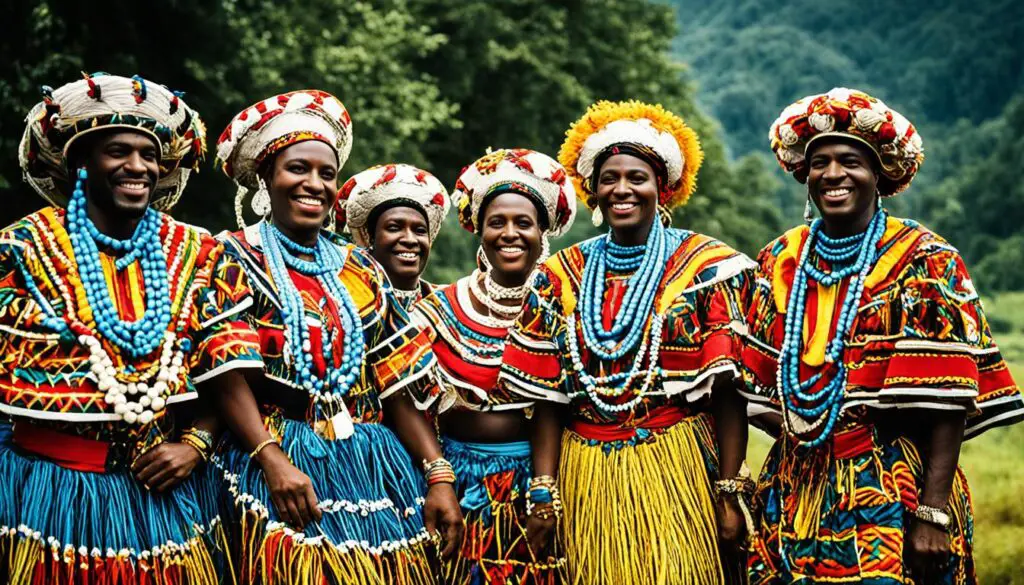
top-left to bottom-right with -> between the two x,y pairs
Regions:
744,296 -> 1024,583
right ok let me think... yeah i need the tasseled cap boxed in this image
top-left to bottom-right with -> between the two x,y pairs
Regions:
559,100 -> 703,211
18,72 -> 206,210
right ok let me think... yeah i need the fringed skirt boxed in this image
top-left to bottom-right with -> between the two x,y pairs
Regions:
211,412 -> 435,585
0,421 -> 219,585
558,411 -> 742,585
747,424 -> 976,585
442,436 -> 562,585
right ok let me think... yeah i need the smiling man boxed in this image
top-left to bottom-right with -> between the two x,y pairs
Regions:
0,73 -> 263,584
742,88 -> 1024,585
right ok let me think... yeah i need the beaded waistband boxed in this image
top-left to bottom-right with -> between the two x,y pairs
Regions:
569,406 -> 689,443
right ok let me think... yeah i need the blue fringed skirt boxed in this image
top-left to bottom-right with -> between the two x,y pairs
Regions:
211,415 -> 436,585
0,421 -> 219,585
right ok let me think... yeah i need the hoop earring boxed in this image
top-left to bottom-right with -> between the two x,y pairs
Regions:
804,191 -> 814,225
538,237 -> 551,264
875,188 -> 884,211
323,208 -> 336,232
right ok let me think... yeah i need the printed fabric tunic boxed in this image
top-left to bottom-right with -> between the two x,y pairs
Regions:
741,216 -> 1024,584
500,229 -> 753,426
412,275 -> 524,413
213,223 -> 439,585
0,206 -> 261,583
499,228 -> 753,585
219,223 -> 436,423
0,206 -> 262,453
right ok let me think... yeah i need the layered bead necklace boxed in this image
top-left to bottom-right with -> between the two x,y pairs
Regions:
571,218 -> 677,413
467,269 -> 524,328
67,168 -> 172,358
260,222 -> 365,407
777,209 -> 887,446
19,168 -> 192,424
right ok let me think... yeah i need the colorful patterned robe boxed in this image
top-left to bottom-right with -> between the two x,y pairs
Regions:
212,223 -> 439,585
0,206 -> 262,584
413,275 -> 560,584
499,229 -> 754,585
741,216 -> 1024,584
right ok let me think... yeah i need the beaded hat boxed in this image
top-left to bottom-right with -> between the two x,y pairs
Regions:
336,164 -> 450,247
452,148 -> 577,238
216,90 -> 353,221
769,88 -> 924,196
559,100 -> 703,211
18,72 -> 207,210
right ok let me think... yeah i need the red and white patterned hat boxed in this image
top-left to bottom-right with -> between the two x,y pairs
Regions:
452,148 -> 576,238
19,72 -> 206,210
216,90 -> 352,191
336,164 -> 450,247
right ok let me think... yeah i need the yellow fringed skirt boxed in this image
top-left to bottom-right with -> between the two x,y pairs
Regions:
558,412 -> 740,585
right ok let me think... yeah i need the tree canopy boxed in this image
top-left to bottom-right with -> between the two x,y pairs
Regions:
0,0 -> 784,284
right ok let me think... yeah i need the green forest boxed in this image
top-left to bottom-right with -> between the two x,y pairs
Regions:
1,3 -> 1022,581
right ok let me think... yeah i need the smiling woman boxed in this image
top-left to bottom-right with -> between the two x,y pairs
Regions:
337,163 -> 451,308
406,148 -> 576,584
210,90 -> 463,585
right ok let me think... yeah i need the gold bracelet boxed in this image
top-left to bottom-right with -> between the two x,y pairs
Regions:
180,435 -> 209,461
250,438 -> 278,459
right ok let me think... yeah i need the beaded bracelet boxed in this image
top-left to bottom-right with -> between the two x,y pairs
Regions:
526,476 -> 563,519
182,428 -> 214,449
250,438 -> 278,459
422,457 -> 456,486
713,463 -> 756,539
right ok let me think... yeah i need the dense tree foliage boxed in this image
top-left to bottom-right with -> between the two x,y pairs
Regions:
671,0 -> 1024,289
0,0 -> 783,284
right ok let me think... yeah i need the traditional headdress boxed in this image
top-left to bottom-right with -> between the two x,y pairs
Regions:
336,164 -> 450,247
559,100 -> 703,215
216,90 -> 353,227
18,72 -> 206,210
452,148 -> 576,238
769,87 -> 924,196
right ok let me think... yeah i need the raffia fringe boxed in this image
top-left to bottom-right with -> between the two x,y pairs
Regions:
0,528 -> 218,585
234,509 -> 436,585
558,415 -> 724,585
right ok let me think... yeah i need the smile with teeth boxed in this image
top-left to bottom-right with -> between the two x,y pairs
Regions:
822,187 -> 853,197
294,196 -> 324,207
395,251 -> 419,260
499,246 -> 525,254
117,181 -> 148,192
611,202 -> 637,211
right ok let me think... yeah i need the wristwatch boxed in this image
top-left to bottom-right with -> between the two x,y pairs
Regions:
912,504 -> 951,530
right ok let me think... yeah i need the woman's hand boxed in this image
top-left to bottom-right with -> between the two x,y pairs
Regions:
904,519 -> 951,582
257,445 -> 321,530
423,483 -> 463,558
132,442 -> 202,493
525,508 -> 557,558
715,495 -> 747,550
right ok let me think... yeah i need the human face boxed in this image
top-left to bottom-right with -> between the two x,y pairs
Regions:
806,139 -> 880,236
266,141 -> 339,246
480,193 -> 544,287
370,206 -> 431,290
76,131 -> 160,225
595,153 -> 659,246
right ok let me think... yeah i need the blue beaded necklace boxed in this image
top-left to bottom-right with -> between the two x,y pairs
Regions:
778,209 -> 888,446
578,218 -> 676,360
259,221 -> 365,399
66,168 -> 172,358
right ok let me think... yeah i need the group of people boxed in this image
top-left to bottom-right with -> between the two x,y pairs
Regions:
0,72 -> 1020,585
